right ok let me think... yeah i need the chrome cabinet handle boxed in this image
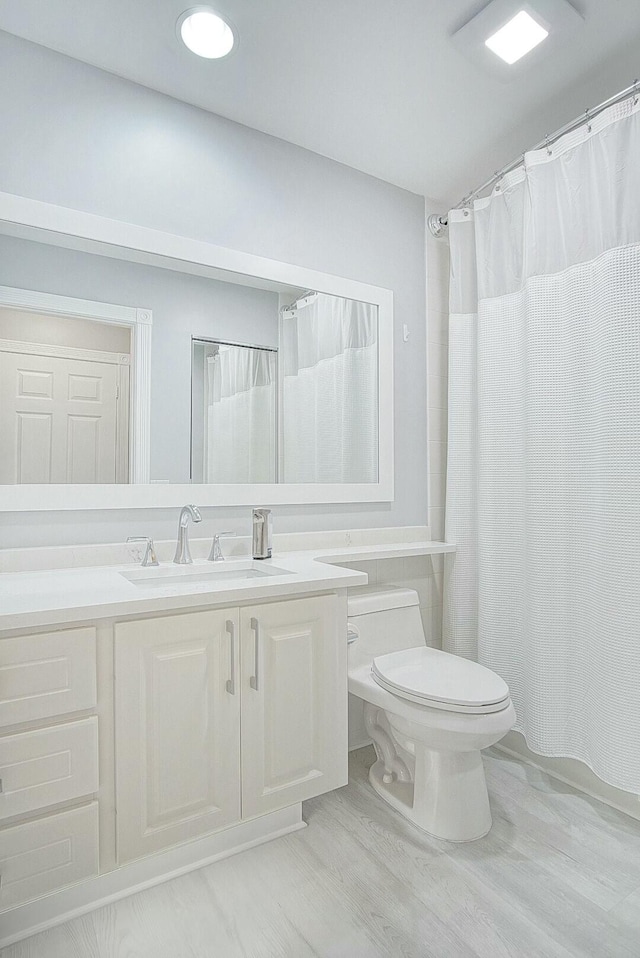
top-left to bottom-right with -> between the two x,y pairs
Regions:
225,619 -> 236,695
249,617 -> 259,690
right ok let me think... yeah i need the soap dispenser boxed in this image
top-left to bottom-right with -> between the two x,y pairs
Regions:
252,508 -> 272,559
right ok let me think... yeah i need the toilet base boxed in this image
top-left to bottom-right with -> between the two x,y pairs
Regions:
369,752 -> 491,842
368,740 -> 492,842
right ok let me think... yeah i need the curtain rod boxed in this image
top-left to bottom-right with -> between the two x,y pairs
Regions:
280,289 -> 317,313
428,78 -> 639,238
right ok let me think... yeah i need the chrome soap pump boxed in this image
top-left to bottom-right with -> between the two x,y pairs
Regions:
252,508 -> 272,559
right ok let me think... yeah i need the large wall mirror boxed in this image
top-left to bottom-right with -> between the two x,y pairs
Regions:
0,192 -> 392,510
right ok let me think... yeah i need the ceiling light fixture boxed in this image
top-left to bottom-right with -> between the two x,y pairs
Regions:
485,10 -> 549,64
452,0 -> 581,80
178,7 -> 235,59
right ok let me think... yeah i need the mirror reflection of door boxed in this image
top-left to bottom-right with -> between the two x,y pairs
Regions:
0,307 -> 131,484
191,339 -> 277,484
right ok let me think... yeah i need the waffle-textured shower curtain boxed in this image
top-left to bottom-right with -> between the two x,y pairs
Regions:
443,97 -> 640,793
205,346 -> 276,483
281,293 -> 378,483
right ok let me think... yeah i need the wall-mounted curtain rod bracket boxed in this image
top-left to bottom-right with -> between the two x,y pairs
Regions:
427,214 -> 448,238
280,289 -> 318,313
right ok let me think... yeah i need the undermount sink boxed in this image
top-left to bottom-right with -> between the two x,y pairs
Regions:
121,558 -> 291,588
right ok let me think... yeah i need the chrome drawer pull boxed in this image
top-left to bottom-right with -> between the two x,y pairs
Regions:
225,620 -> 236,695
249,617 -> 260,690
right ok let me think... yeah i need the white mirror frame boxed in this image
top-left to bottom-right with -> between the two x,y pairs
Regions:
0,191 -> 393,510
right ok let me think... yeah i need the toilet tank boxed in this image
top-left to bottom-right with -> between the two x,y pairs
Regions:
347,586 -> 426,669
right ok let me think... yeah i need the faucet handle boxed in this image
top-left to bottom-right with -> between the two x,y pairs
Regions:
208,532 -> 236,562
127,536 -> 159,567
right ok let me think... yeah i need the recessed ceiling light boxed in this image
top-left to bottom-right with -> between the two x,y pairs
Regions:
485,10 -> 549,64
178,7 -> 235,59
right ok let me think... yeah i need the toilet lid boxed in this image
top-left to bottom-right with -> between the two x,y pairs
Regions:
372,646 -> 510,712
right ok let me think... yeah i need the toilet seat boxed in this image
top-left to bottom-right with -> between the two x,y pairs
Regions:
372,646 -> 510,714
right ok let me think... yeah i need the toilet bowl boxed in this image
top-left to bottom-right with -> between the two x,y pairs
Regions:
347,586 -> 516,842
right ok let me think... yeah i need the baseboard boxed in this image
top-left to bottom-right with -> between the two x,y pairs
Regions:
0,804 -> 305,949
349,738 -> 372,752
494,732 -> 640,822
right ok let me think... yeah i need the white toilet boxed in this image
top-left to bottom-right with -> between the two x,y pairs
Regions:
347,586 -> 516,842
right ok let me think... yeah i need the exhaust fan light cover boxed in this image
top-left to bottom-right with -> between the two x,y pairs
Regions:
485,10 -> 549,64
452,0 -> 583,79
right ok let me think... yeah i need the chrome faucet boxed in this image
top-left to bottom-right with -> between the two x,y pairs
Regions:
127,536 -> 159,567
208,531 -> 236,562
173,504 -> 202,564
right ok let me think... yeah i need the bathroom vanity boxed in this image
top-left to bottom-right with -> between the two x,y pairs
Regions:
0,188 -> 449,945
0,554 -> 367,945
0,539 -> 456,946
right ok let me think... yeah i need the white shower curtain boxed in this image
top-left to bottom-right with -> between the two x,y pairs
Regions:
281,293 -> 378,482
444,97 -> 640,792
205,346 -> 276,483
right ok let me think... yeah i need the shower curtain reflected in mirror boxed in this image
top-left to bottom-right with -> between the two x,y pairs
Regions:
281,292 -> 378,483
444,96 -> 640,793
193,341 -> 277,484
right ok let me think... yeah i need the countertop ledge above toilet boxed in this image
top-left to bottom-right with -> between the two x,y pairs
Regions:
0,535 -> 455,633
312,541 -> 456,563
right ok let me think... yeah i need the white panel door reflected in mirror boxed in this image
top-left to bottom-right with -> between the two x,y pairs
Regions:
0,306 -> 133,484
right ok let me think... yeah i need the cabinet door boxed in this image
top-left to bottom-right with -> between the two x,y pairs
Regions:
240,595 -> 347,818
115,609 -> 241,863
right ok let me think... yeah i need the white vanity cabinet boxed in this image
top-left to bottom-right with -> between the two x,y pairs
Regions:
240,596 -> 346,817
114,593 -> 346,863
0,627 -> 100,913
0,587 -> 349,945
114,608 -> 242,863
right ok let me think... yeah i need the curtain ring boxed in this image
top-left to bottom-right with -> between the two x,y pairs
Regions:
545,135 -> 552,156
634,80 -> 639,106
585,109 -> 592,133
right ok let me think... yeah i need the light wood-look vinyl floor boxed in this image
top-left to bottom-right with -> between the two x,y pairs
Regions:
3,746 -> 640,958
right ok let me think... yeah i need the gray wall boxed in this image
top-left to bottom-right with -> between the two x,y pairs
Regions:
0,305 -> 131,352
0,30 -> 428,547
0,233 -> 279,483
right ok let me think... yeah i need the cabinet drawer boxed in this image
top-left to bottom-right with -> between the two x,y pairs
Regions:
0,717 -> 98,822
0,803 -> 99,911
0,628 -> 96,728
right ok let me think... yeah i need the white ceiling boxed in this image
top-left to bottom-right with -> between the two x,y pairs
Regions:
1,0 -> 640,203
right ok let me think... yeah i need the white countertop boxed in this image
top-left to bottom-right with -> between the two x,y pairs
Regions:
310,541 -> 456,563
0,541 -> 455,633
